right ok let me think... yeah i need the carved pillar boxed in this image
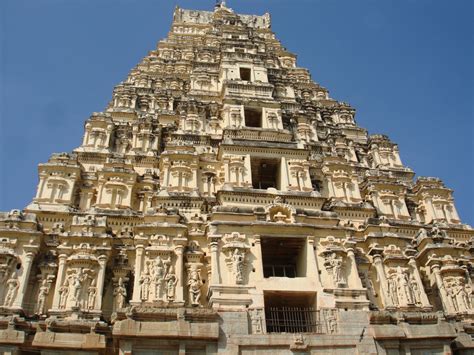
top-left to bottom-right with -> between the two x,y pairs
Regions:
253,235 -> 264,280
132,245 -> 145,303
432,263 -> 454,313
209,240 -> 221,285
12,251 -> 36,309
52,254 -> 67,309
346,248 -> 363,288
373,254 -> 393,308
94,255 -> 108,310
174,245 -> 185,303
306,237 -> 322,287
408,258 -> 431,309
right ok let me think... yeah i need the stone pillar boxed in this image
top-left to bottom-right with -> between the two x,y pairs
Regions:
408,258 -> 431,309
253,235 -> 264,280
432,263 -> 453,313
243,154 -> 252,186
280,156 -> 290,191
346,248 -> 363,289
94,255 -> 108,310
131,245 -> 145,303
174,245 -> 185,302
52,254 -> 68,309
209,240 -> 221,285
12,251 -> 35,309
306,237 -> 322,287
373,254 -> 393,308
326,176 -> 335,198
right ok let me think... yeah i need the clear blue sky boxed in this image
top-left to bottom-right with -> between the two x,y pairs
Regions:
1,0 -> 473,225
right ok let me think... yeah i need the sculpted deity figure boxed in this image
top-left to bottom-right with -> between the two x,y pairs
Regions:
232,248 -> 245,284
36,279 -> 49,315
69,273 -> 83,307
445,279 -> 459,312
165,269 -> 178,302
4,273 -> 19,307
324,253 -> 345,287
113,277 -> 127,310
455,278 -> 471,312
140,272 -> 151,301
87,281 -> 97,310
153,257 -> 165,301
58,280 -> 69,309
387,276 -> 399,306
396,267 -> 413,306
409,274 -> 421,305
332,256 -> 343,285
187,266 -> 203,306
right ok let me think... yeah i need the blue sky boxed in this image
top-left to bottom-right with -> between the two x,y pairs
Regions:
1,0 -> 473,225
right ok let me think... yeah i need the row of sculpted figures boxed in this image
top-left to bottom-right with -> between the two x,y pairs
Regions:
0,224 -> 472,320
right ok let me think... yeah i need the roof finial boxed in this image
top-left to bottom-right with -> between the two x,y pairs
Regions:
215,0 -> 226,8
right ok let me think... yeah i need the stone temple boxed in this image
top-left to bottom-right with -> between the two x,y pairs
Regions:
0,3 -> 473,354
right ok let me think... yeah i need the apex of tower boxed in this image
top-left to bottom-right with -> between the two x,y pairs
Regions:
172,4 -> 271,29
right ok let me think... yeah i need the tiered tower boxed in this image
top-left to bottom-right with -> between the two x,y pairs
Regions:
0,4 -> 473,354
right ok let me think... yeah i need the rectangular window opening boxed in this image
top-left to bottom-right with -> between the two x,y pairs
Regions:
240,67 -> 251,81
244,108 -> 262,128
261,237 -> 306,278
251,158 -> 279,189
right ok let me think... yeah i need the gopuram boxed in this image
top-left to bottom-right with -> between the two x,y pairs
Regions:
1,2 -> 473,354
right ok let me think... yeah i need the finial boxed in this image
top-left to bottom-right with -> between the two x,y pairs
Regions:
215,0 -> 226,8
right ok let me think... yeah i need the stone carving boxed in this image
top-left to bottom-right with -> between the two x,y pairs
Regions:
87,282 -> 97,309
0,3 -> 472,354
231,248 -> 245,284
187,265 -> 203,307
3,273 -> 19,307
35,279 -> 50,315
152,256 -> 166,301
140,271 -> 152,302
249,308 -> 264,334
324,309 -> 338,334
410,274 -> 421,305
386,266 -> 417,307
444,276 -> 472,313
222,232 -> 250,285
113,277 -> 127,310
324,252 -> 346,287
165,268 -> 178,302
58,282 -> 69,309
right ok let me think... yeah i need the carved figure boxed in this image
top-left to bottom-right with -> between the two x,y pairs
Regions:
153,257 -> 165,300
455,278 -> 471,312
87,284 -> 97,309
113,277 -> 127,310
140,272 -> 151,301
387,276 -> 399,306
165,269 -> 178,302
36,279 -> 49,315
446,280 -> 459,312
409,274 -> 421,305
324,253 -> 345,287
58,280 -> 69,309
4,273 -> 19,307
250,309 -> 264,334
70,273 -> 83,307
395,267 -> 413,305
326,310 -> 337,334
187,266 -> 202,306
232,248 -> 245,284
